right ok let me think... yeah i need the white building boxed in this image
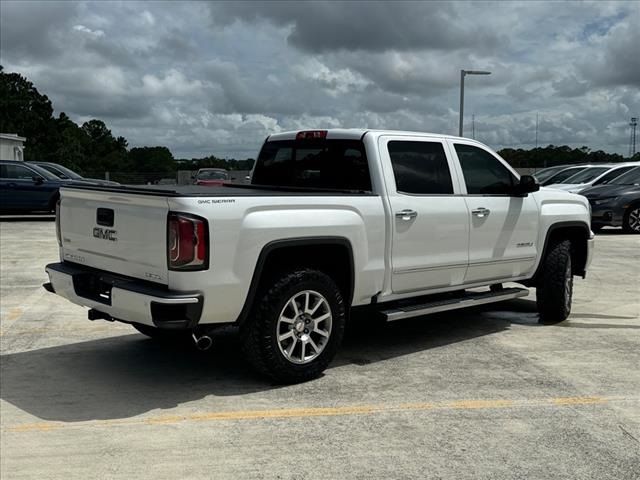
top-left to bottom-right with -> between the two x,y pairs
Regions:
0,133 -> 26,161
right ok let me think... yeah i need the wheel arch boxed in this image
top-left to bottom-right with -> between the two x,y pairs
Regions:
235,237 -> 355,325
530,221 -> 590,283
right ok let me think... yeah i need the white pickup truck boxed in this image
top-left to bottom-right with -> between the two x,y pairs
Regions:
45,129 -> 594,383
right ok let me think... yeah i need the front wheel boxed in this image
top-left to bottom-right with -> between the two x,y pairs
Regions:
623,205 -> 640,234
536,240 -> 573,324
241,269 -> 346,383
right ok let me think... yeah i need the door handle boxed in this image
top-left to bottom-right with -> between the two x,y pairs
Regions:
395,209 -> 418,221
472,207 -> 491,218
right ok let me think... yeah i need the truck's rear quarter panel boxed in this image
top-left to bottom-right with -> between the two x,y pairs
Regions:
167,195 -> 386,324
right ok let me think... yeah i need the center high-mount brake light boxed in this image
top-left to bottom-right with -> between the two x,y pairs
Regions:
296,130 -> 327,140
168,213 -> 209,271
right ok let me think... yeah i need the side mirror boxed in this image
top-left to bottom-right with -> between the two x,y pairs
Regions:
32,176 -> 44,185
514,175 -> 539,196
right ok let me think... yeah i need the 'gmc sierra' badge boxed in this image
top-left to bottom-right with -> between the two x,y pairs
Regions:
93,227 -> 118,242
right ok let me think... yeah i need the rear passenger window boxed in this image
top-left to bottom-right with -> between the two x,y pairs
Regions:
388,141 -> 454,194
0,164 -> 35,179
454,144 -> 516,195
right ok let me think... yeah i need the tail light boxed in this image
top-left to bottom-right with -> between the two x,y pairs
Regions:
55,198 -> 62,246
167,213 -> 209,271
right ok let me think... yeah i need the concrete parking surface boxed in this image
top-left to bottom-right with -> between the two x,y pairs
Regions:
1,217 -> 639,479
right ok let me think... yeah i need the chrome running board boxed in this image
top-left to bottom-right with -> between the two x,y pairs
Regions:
382,287 -> 529,322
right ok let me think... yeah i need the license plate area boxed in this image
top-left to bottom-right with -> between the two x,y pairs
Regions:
73,273 -> 113,305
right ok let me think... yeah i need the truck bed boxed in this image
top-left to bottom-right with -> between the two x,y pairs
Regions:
62,183 -> 376,197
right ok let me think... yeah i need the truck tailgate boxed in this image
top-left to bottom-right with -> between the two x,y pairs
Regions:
59,187 -> 169,284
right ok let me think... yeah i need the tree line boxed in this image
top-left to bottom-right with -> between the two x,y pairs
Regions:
1,66 -> 635,182
0,66 -> 253,183
498,145 -> 637,169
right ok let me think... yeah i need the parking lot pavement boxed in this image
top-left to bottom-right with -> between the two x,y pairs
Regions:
1,218 -> 639,480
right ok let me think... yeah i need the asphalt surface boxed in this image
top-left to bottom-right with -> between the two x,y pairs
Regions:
1,216 -> 639,479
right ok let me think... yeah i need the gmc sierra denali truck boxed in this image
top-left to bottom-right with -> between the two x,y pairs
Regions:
44,129 -> 594,383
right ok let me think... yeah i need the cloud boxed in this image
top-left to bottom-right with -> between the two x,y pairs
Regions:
209,1 -> 503,53
1,0 -> 638,158
73,25 -> 105,37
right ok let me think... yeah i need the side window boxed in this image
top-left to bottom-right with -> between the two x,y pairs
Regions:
0,164 -> 36,180
454,144 -> 516,195
388,141 -> 454,194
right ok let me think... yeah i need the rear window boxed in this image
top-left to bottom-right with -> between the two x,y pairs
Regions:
197,170 -> 229,180
251,140 -> 372,191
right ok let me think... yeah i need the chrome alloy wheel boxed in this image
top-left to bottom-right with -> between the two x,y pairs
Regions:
629,207 -> 640,232
276,290 -> 332,365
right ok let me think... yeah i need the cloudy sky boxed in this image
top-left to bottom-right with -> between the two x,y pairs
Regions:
1,1 -> 638,158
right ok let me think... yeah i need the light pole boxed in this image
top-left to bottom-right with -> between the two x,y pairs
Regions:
459,69 -> 491,137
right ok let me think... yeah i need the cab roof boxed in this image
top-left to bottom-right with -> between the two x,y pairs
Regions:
267,129 -> 462,142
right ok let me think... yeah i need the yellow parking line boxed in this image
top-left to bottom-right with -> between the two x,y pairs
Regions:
4,395 -> 627,434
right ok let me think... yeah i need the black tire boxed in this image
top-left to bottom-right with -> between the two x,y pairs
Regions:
591,225 -> 602,233
132,323 -> 191,342
622,205 -> 640,234
48,193 -> 60,213
536,239 -> 573,324
240,269 -> 346,384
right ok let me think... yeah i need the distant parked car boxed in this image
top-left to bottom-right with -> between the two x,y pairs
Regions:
29,161 -> 120,186
0,160 -> 75,213
547,163 -> 639,193
581,166 -> 640,233
533,165 -> 570,184
194,168 -> 230,186
541,165 -> 590,186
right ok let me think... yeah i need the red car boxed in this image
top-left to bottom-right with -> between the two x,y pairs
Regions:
194,168 -> 229,186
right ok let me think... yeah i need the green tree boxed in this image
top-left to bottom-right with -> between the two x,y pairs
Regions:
0,65 -> 56,160
80,119 -> 128,173
129,146 -> 176,182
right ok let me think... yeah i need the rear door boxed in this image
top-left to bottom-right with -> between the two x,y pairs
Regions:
59,187 -> 170,284
448,140 -> 539,283
379,135 -> 470,293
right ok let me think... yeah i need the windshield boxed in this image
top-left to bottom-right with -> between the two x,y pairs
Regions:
544,167 -> 586,185
560,167 -> 609,184
38,163 -> 84,180
607,166 -> 640,185
534,167 -> 565,183
26,163 -> 60,180
197,170 -> 229,180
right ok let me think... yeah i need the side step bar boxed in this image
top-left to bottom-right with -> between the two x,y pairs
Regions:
382,287 -> 529,322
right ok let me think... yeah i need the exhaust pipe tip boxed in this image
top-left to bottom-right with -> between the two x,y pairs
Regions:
192,333 -> 213,351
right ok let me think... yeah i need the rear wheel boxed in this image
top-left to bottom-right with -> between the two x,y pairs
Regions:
622,205 -> 640,234
240,269 -> 346,383
536,240 -> 573,324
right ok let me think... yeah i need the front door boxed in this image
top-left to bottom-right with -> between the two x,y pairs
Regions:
0,163 -> 50,209
449,141 -> 540,283
379,136 -> 470,293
